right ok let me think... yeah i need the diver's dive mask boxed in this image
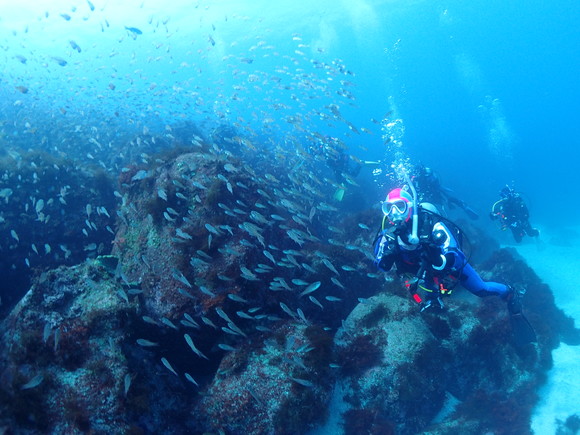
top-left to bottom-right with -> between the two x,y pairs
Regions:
383,200 -> 409,223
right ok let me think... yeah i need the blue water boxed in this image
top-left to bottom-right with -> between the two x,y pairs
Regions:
3,0 -> 578,223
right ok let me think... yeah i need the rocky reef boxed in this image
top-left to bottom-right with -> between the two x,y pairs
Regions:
1,145 -> 578,434
0,150 -> 116,315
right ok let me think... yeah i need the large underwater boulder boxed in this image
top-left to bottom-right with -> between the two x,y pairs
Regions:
0,259 -> 133,433
193,322 -> 334,433
314,247 -> 580,435
332,289 -> 541,435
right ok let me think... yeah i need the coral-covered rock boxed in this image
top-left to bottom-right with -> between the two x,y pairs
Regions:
333,291 -> 449,434
0,260 -> 133,433
313,248 -> 579,435
0,150 -> 116,316
194,322 -> 334,434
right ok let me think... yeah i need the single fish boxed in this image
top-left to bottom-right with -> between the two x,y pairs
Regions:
42,323 -> 52,343
185,373 -> 199,386
299,281 -> 321,297
136,339 -> 159,347
183,313 -> 200,328
290,377 -> 314,388
325,296 -> 342,302
21,374 -> 44,390
331,277 -> 346,290
263,250 -> 276,264
125,26 -> 143,35
202,316 -> 218,329
184,334 -> 209,360
279,302 -> 297,319
158,189 -> 168,201
161,317 -> 179,330
228,294 -> 248,304
322,258 -> 340,275
308,295 -> 324,310
161,357 -> 179,376
205,223 -> 221,235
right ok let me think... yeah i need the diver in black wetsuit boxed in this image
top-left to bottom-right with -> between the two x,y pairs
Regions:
373,183 -> 536,345
490,185 -> 540,243
309,136 -> 362,200
413,165 -> 479,220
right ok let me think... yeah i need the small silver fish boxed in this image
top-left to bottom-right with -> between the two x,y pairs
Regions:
299,281 -> 321,297
290,377 -> 314,388
201,316 -> 218,329
236,311 -> 254,320
322,258 -> 339,275
161,357 -> 179,376
142,316 -> 160,326
228,294 -> 248,304
184,334 -> 209,360
136,339 -> 159,347
124,373 -> 132,396
263,250 -> 276,264
205,223 -> 221,235
21,374 -> 44,390
215,308 -> 233,323
325,296 -> 342,302
331,277 -> 346,290
308,295 -> 324,310
279,302 -> 297,319
185,373 -> 199,386
161,317 -> 179,330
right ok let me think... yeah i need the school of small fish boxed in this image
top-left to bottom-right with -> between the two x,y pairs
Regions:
0,1 -> 386,409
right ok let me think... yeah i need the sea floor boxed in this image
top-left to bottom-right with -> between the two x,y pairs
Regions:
507,225 -> 580,434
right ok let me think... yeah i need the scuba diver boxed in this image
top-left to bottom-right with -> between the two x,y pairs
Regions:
373,182 -> 536,345
309,135 -> 362,201
490,185 -> 540,243
413,165 -> 479,220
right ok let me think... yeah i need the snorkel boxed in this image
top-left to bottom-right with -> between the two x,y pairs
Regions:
403,171 -> 420,245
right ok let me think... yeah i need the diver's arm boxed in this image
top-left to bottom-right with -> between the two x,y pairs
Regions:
374,234 -> 396,272
490,199 -> 505,220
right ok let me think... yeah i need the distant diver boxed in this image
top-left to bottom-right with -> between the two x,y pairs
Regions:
309,135 -> 366,201
413,165 -> 479,220
490,185 -> 539,243
373,180 -> 536,345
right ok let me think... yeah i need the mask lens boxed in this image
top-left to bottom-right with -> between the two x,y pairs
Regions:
382,200 -> 407,216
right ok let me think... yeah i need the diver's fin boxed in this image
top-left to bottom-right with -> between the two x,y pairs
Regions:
510,312 -> 537,345
333,185 -> 346,201
465,207 -> 479,220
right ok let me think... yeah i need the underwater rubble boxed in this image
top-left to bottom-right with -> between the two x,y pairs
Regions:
1,144 -> 579,434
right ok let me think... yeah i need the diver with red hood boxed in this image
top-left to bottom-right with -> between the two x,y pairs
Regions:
373,180 -> 536,344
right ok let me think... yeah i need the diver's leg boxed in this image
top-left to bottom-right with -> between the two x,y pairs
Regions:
459,263 -> 509,298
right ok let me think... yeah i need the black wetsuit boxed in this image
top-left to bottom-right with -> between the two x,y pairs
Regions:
491,194 -> 539,243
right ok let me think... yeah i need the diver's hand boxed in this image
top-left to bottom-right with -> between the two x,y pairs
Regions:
378,253 -> 395,272
424,244 -> 445,269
